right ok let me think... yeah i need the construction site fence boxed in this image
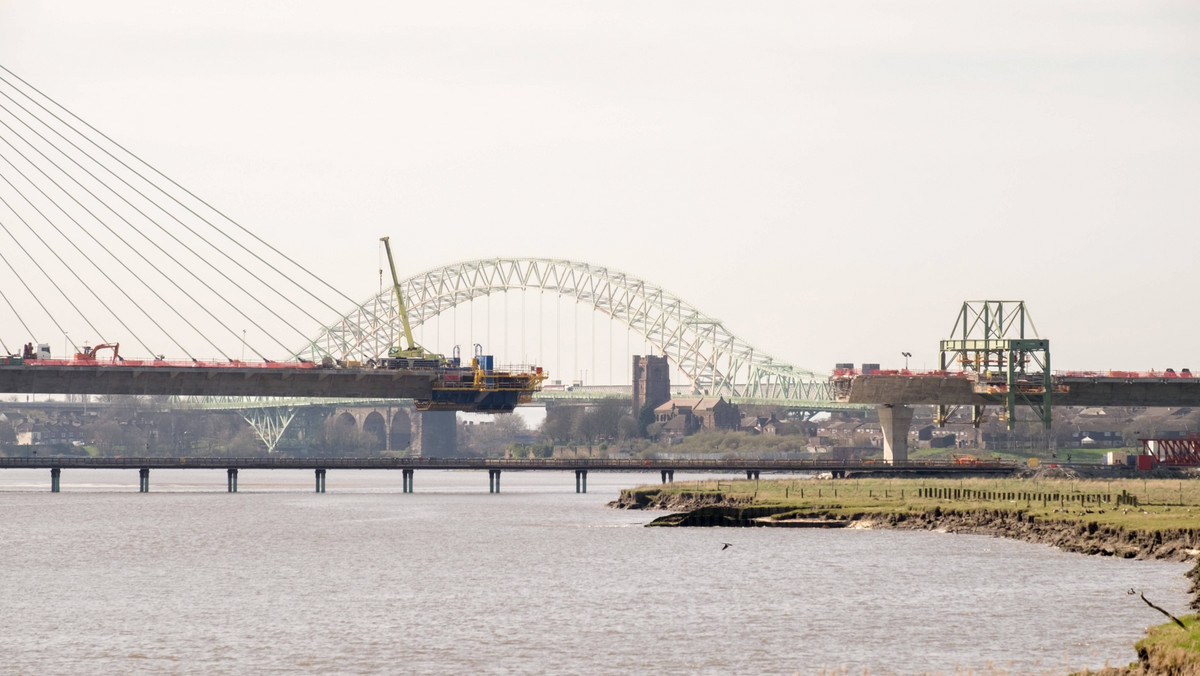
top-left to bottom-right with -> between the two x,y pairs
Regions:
917,486 -> 1138,507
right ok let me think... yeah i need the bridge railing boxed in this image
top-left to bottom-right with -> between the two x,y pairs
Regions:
1056,369 -> 1195,379
833,367 -> 1199,381
19,359 -> 320,369
831,369 -> 970,378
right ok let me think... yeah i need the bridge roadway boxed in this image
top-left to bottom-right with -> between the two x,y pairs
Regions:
835,371 -> 1200,466
0,368 -> 859,411
0,363 -> 434,399
839,373 -> 1200,407
0,456 -> 1018,493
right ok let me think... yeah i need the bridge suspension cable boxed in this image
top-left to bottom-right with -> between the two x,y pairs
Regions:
0,178 -> 163,355
0,119 -> 214,358
0,74 -> 348,348
0,65 -> 385,360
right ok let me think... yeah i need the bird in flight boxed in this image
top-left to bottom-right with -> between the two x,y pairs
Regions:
721,543 -> 733,550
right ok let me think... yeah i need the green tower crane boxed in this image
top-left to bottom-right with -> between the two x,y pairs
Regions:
380,236 -> 442,361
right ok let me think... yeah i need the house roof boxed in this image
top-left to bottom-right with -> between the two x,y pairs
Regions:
764,419 -> 799,433
1075,419 -> 1128,434
655,397 -> 728,413
822,421 -> 865,433
662,416 -> 690,433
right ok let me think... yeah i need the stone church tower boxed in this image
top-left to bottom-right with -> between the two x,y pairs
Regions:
632,355 -> 671,415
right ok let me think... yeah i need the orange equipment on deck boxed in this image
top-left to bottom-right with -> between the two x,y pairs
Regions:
74,343 -> 120,361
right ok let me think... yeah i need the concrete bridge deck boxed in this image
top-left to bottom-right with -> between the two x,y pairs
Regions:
833,371 -> 1200,466
0,363 -> 434,399
837,373 -> 1200,407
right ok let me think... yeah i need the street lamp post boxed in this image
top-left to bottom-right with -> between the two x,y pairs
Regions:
901,352 -> 912,370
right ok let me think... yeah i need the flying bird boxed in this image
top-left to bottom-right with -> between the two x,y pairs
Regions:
721,543 -> 733,550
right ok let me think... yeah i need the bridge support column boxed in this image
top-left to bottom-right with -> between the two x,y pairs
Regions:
488,469 -> 501,493
50,467 -> 60,493
227,468 -> 238,493
413,411 -> 457,457
139,468 -> 150,493
315,469 -> 326,493
660,469 -> 674,483
402,469 -> 414,493
747,470 -> 760,480
878,404 -> 914,465
575,469 -> 588,493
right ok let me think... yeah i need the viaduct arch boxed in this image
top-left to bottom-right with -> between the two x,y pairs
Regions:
328,404 -> 449,456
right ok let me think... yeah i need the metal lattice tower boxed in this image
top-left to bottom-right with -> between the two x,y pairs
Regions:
937,300 -> 1052,430
295,258 -> 832,404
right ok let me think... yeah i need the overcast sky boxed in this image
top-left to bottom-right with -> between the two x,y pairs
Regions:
0,1 -> 1197,376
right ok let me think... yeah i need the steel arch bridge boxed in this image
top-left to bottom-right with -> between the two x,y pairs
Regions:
294,258 -> 832,404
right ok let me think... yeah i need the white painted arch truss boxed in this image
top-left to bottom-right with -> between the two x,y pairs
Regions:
295,258 -> 832,404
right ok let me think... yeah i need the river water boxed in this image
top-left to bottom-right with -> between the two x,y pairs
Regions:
0,469 -> 1190,675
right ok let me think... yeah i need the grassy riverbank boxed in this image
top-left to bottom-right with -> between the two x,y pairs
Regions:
616,476 -> 1200,534
1123,614 -> 1200,675
614,475 -> 1200,673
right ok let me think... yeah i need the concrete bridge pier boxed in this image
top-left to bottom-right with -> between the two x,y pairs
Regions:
414,411 -> 457,456
315,469 -> 326,493
50,467 -> 60,493
660,469 -> 674,483
402,469 -> 414,493
878,404 -> 914,464
138,468 -> 150,493
488,469 -> 501,493
227,468 -> 238,493
575,469 -> 588,493
746,470 -> 760,480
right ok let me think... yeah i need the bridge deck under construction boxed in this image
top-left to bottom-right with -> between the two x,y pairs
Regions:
835,372 -> 1200,407
0,363 -> 435,399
